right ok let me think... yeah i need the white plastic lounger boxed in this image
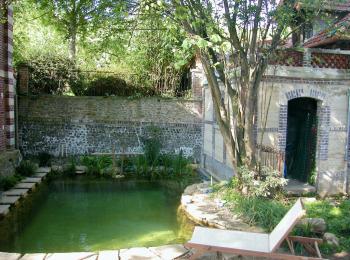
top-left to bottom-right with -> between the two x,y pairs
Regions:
184,198 -> 326,260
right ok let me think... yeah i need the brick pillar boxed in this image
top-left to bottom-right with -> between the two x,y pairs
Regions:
303,48 -> 312,67
18,64 -> 29,95
190,57 -> 203,117
3,4 -> 15,149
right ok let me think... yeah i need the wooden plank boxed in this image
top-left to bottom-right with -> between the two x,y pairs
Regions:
288,236 -> 323,244
185,243 -> 325,260
0,205 -> 10,216
2,189 -> 29,197
0,196 -> 20,205
14,182 -> 36,189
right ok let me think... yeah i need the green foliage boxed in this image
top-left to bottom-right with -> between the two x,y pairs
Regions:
0,175 -> 22,191
14,0 -> 192,97
22,54 -> 83,95
37,152 -> 52,167
81,76 -> 155,97
15,160 -> 37,177
143,128 -> 162,167
81,155 -> 113,177
237,166 -> 287,199
221,186 -> 290,232
303,199 -> 350,254
62,160 -> 76,177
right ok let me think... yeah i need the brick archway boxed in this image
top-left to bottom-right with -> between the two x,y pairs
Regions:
278,88 -> 330,162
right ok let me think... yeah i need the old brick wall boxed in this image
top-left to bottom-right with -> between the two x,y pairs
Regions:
18,96 -> 203,160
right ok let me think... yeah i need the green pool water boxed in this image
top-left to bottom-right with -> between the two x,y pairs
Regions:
0,179 -> 193,253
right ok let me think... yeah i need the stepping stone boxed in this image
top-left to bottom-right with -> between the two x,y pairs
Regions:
20,253 -> 47,260
2,189 -> 29,197
98,251 -> 118,260
149,244 -> 188,259
0,205 -> 10,216
22,177 -> 42,183
119,247 -> 161,260
36,167 -> 51,173
45,252 -> 97,260
34,172 -> 48,178
14,182 -> 36,189
0,252 -> 21,260
0,196 -> 20,205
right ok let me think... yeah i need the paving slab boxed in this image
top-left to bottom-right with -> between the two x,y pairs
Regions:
14,182 -> 36,190
36,167 -> 51,174
149,244 -> 188,259
2,189 -> 29,197
45,252 -> 97,260
97,250 -> 119,260
22,177 -> 42,184
0,252 -> 21,260
0,196 -> 20,205
34,172 -> 48,178
119,247 -> 161,260
0,205 -> 10,215
20,253 -> 47,260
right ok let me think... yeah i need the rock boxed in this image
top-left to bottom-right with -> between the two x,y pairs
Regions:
298,218 -> 327,234
183,184 -> 199,195
184,182 -> 211,195
75,165 -> 87,172
323,232 -> 339,247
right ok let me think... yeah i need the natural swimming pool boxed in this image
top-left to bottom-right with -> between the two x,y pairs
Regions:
0,179 -> 193,253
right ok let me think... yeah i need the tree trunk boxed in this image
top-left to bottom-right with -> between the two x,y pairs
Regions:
69,29 -> 77,61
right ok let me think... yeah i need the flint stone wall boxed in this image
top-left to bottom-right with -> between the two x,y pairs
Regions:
18,96 -> 203,160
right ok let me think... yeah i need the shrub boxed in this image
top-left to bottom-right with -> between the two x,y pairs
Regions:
37,152 -> 52,167
21,54 -> 83,95
62,160 -> 76,177
16,160 -> 37,177
143,126 -> 161,166
82,76 -> 155,97
0,175 -> 22,191
222,187 -> 290,232
81,155 -> 113,176
237,166 -> 287,198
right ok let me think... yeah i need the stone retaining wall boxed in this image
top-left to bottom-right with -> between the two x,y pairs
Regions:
18,96 -> 203,160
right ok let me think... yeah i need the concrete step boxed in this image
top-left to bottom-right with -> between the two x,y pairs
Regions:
34,172 -> 48,178
22,177 -> 42,183
0,205 -> 10,216
2,189 -> 29,197
36,167 -> 51,174
14,182 -> 36,190
284,179 -> 316,196
0,196 -> 20,205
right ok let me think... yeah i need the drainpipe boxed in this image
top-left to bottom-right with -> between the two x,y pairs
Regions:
345,90 -> 350,194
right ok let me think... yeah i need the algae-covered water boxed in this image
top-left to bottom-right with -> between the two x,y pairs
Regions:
0,179 -> 193,253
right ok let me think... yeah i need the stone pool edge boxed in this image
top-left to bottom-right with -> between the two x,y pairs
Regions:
0,244 -> 189,260
180,182 -> 264,233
